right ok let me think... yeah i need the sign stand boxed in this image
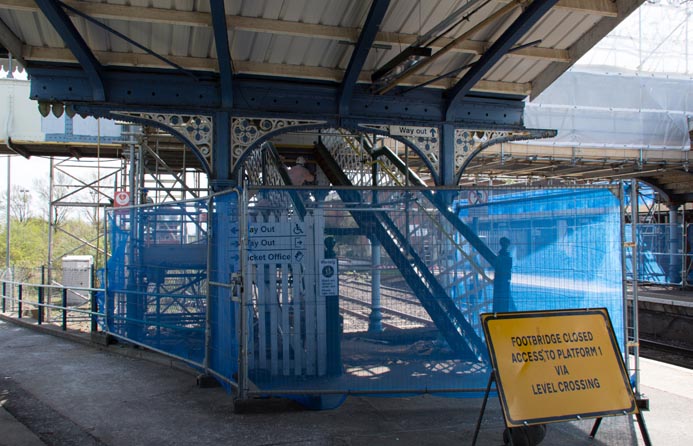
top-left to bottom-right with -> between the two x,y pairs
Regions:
472,371 -> 517,446
475,309 -> 654,446
589,403 -> 652,446
472,371 -> 653,446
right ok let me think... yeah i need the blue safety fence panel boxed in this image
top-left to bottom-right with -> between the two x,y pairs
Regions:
103,186 -> 625,405
241,186 -> 625,400
104,199 -> 211,367
457,188 -> 625,347
625,223 -> 684,285
208,191 -> 241,390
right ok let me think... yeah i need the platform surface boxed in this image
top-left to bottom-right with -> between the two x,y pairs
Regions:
0,318 -> 690,446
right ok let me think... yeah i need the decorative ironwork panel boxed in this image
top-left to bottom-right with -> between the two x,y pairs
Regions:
454,129 -> 556,175
454,129 -> 515,173
231,118 -> 326,166
114,112 -> 213,165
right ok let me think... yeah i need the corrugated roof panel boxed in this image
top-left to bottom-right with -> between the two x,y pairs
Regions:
284,37 -> 315,65
266,34 -> 294,64
273,0 -> 300,21
386,0 -> 438,35
36,11 -> 65,48
260,0 -> 287,19
238,0 -> 266,19
325,41 -> 348,69
379,0 -> 417,32
231,30 -> 254,61
0,11 -> 28,46
306,39 -> 343,68
247,32 -> 275,62
311,0 -> 340,25
554,14 -> 603,50
150,23 -> 174,57
514,59 -> 552,83
191,26 -> 214,59
107,20 -> 132,53
490,56 -> 543,83
464,5 -> 521,43
197,0 -> 211,14
170,25 -> 195,57
176,0 -> 196,12
486,56 -> 525,82
521,8 -> 564,46
81,18 -> 110,53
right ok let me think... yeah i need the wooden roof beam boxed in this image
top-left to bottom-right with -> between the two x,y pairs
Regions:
23,46 -> 532,96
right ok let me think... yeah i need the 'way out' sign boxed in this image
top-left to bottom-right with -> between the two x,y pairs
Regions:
481,308 -> 637,427
389,125 -> 436,139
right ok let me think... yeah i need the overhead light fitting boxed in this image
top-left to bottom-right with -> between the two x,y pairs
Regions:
371,46 -> 432,92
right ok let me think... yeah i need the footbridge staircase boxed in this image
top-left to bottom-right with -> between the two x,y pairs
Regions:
244,136 -> 500,361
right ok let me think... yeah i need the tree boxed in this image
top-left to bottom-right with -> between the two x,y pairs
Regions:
2,185 -> 32,223
33,173 -> 73,229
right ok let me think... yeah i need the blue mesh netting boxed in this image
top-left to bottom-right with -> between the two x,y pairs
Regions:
456,188 -> 625,346
104,187 -> 625,405
208,192 -> 241,389
625,223 -> 684,285
241,186 -> 625,399
105,199 -> 211,366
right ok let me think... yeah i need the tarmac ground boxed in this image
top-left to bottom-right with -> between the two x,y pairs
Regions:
0,317 -> 690,446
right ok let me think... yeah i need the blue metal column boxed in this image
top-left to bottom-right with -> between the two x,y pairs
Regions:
439,124 -> 456,186
669,204 -> 682,283
212,111 -> 232,189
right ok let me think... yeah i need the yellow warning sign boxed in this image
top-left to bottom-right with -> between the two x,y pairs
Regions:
481,308 -> 637,427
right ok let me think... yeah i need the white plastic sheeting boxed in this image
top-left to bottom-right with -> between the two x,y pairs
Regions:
576,0 -> 693,76
525,69 -> 692,150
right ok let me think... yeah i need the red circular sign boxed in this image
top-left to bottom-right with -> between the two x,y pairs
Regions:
114,191 -> 130,207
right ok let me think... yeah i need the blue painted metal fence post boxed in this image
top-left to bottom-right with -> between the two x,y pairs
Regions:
325,236 -> 342,376
668,204 -> 682,283
38,265 -> 45,325
62,288 -> 68,331
37,285 -> 44,325
369,236 -> 384,333
493,237 -> 512,313
17,284 -> 22,318
369,165 -> 383,334
90,263 -> 98,332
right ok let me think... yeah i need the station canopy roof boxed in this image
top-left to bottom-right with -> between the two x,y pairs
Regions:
0,0 -> 644,123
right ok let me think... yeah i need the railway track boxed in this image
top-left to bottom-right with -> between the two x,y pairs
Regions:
340,280 -> 421,306
339,281 -> 433,332
639,338 -> 693,369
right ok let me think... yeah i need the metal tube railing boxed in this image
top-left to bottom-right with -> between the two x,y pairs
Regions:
0,279 -> 106,329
